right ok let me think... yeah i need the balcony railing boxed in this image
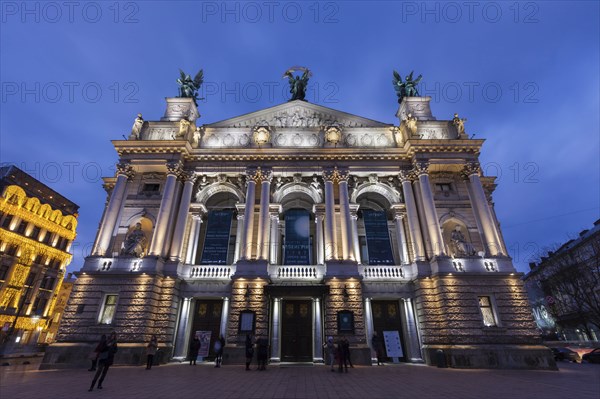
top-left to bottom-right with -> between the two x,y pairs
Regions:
188,265 -> 236,280
359,265 -> 406,280
268,265 -> 326,281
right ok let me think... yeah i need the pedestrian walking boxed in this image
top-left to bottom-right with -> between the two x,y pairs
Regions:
245,334 -> 254,370
371,331 -> 385,365
256,337 -> 268,371
145,335 -> 158,370
323,336 -> 335,371
214,335 -> 225,368
88,334 -> 104,371
188,336 -> 200,365
89,330 -> 118,391
337,337 -> 346,373
342,336 -> 354,368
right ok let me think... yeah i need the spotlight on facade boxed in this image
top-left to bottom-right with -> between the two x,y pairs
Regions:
477,251 -> 485,258
325,126 -> 342,146
253,127 -> 270,147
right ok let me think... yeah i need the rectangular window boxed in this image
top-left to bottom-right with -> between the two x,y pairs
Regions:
1,215 -> 12,229
31,226 -> 41,240
16,221 -> 28,234
435,183 -> 452,192
478,296 -> 498,327
98,294 -> 118,324
0,264 -> 9,280
141,183 -> 160,194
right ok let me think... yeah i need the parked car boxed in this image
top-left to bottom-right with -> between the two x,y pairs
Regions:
550,347 -> 581,363
582,348 -> 600,364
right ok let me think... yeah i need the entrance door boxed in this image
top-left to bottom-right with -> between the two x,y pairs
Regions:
281,300 -> 313,362
371,300 -> 406,361
189,299 -> 223,359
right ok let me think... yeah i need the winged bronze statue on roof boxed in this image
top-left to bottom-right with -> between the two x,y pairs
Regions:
177,68 -> 204,105
283,66 -> 312,101
392,70 -> 422,103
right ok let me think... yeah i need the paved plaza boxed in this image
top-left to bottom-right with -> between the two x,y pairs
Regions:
1,359 -> 599,399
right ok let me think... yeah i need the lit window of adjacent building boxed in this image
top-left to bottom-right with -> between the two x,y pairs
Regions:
478,296 -> 498,327
98,294 -> 118,324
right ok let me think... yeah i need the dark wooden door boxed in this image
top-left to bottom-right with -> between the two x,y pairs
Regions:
281,300 -> 312,362
189,299 -> 223,359
371,300 -> 406,361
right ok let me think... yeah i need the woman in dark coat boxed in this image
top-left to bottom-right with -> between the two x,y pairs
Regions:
89,331 -> 118,391
245,334 -> 254,370
188,336 -> 201,365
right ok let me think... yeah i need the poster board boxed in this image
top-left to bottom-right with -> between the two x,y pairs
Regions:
383,330 -> 403,358
196,330 -> 212,358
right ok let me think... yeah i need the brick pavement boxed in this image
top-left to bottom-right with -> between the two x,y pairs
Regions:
1,360 -> 598,399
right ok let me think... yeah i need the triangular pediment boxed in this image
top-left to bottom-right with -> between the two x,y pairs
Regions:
205,100 -> 391,128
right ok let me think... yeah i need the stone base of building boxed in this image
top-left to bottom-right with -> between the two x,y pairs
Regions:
220,345 -> 373,366
422,344 -> 557,370
40,343 -> 173,369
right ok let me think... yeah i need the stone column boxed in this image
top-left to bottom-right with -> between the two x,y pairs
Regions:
219,297 -> 230,338
391,205 -> 410,264
322,169 -> 338,261
270,297 -> 281,362
463,162 -> 503,256
337,170 -> 356,262
399,170 -> 426,260
364,297 -> 375,362
92,162 -> 133,256
313,204 -> 325,265
313,297 -> 323,362
25,269 -> 48,315
414,162 -> 445,256
233,204 -> 245,263
173,297 -> 193,358
402,298 -> 423,361
162,179 -> 183,257
256,169 -> 273,260
241,169 -> 258,259
184,214 -> 202,264
149,161 -> 181,256
169,171 -> 198,261
350,205 -> 361,264
269,205 -> 281,264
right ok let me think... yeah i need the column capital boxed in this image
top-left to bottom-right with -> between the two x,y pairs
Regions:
398,169 -> 415,183
322,166 -> 348,183
166,161 -> 183,176
413,161 -> 430,177
116,162 -> 135,179
312,203 -> 326,218
462,161 -> 482,178
390,204 -> 407,219
180,170 -> 198,184
247,167 -> 272,183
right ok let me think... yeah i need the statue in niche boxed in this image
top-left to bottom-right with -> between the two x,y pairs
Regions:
177,68 -> 204,105
452,113 -> 467,136
450,225 -> 475,257
311,175 -> 323,196
192,126 -> 202,147
129,113 -> 144,140
198,175 -> 210,189
121,223 -> 148,258
283,67 -> 311,101
275,176 -> 285,189
393,70 -> 422,103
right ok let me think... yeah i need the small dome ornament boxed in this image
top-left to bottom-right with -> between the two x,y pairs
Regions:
325,126 -> 342,146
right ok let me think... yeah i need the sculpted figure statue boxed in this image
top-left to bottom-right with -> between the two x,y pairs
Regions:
283,67 -> 311,101
405,113 -> 418,135
178,118 -> 191,138
392,70 -> 423,103
192,126 -> 202,147
452,113 -> 467,136
129,113 -> 144,140
121,223 -> 148,258
177,68 -> 204,105
450,225 -> 475,257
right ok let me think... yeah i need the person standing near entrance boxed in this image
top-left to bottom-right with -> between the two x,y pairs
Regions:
245,334 -> 254,370
256,337 -> 269,370
214,335 -> 225,368
145,335 -> 158,370
189,336 -> 201,365
89,330 -> 118,391
371,331 -> 385,366
88,334 -> 105,371
323,336 -> 335,371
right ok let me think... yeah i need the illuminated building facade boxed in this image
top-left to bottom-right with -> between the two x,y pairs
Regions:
0,166 -> 78,352
46,94 -> 554,369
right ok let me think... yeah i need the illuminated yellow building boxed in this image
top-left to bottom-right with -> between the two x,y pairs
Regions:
0,166 -> 78,352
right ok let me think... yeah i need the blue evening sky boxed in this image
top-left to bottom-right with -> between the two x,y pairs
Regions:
1,1 -> 599,274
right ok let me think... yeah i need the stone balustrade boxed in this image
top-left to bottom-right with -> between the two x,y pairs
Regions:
268,265 -> 326,281
359,265 -> 406,280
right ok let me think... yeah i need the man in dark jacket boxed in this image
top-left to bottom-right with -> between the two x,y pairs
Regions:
89,331 -> 118,391
189,336 -> 201,365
